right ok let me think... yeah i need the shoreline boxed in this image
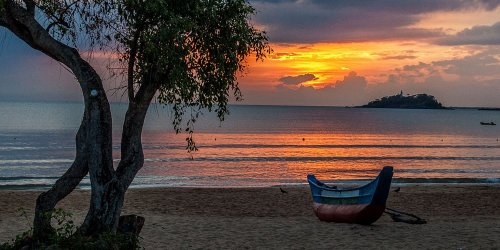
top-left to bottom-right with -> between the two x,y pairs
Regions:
1,185 -> 500,248
2,177 -> 500,191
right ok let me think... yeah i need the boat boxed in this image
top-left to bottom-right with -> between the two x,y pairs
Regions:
307,166 -> 393,225
480,122 -> 496,125
478,108 -> 500,111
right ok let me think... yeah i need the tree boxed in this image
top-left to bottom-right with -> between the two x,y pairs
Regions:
0,0 -> 269,243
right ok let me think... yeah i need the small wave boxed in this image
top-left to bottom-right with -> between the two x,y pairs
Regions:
0,146 -> 40,151
312,177 -> 500,185
0,175 -> 192,190
0,184 -> 55,190
301,168 -> 500,174
0,159 -> 74,165
0,146 -> 74,151
142,144 -> 500,150
397,169 -> 500,174
393,177 -> 500,184
132,175 -> 192,182
0,176 -> 60,181
144,156 -> 500,162
2,176 -> 500,190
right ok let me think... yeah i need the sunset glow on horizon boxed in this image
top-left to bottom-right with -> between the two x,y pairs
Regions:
244,41 -> 476,88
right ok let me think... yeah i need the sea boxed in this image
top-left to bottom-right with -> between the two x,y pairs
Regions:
1,101 -> 500,189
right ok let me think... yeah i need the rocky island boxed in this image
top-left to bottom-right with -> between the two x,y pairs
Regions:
361,91 -> 445,109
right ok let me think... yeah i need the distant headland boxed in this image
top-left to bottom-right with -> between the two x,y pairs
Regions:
360,91 -> 445,109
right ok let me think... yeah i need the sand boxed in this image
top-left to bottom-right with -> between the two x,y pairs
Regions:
1,185 -> 500,249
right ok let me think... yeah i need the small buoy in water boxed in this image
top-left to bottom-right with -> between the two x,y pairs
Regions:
90,89 -> 98,97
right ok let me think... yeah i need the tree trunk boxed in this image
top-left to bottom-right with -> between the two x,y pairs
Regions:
116,103 -> 149,188
81,84 -> 158,235
2,1 -> 159,238
1,1 -> 115,237
79,178 -> 126,234
79,100 -> 153,235
33,119 -> 89,240
78,77 -> 116,236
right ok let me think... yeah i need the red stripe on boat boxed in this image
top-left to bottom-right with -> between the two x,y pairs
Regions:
313,202 -> 386,225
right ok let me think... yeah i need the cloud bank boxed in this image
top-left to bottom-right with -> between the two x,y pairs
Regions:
251,0 -> 500,43
437,22 -> 500,45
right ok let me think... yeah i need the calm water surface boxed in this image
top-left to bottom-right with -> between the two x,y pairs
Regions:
1,102 -> 500,188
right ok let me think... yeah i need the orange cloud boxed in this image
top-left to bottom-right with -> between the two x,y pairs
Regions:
240,41 -> 472,91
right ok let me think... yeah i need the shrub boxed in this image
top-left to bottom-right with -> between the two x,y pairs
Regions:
0,209 -> 141,250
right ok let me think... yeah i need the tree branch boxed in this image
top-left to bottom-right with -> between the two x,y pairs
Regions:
44,2 -> 72,33
127,28 -> 142,103
116,68 -> 164,189
45,19 -> 69,32
33,121 -> 89,240
2,1 -> 78,67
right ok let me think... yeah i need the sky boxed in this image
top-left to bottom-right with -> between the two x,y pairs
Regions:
1,0 -> 500,107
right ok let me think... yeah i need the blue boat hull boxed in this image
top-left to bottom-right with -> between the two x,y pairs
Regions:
308,166 -> 393,224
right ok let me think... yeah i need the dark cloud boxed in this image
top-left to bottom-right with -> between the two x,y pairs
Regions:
308,0 -> 500,13
271,52 -> 299,59
279,73 -> 317,85
436,21 -> 500,45
252,0 -> 500,11
276,52 -> 298,56
433,50 -> 500,78
250,0 -> 500,43
381,55 -> 418,60
378,50 -> 418,60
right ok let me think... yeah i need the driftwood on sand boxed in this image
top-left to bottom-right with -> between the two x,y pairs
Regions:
385,207 -> 427,224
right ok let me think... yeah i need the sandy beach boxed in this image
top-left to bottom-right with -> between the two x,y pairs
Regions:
1,185 -> 500,249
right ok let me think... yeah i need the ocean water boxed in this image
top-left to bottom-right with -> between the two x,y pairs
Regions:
1,101 -> 500,189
